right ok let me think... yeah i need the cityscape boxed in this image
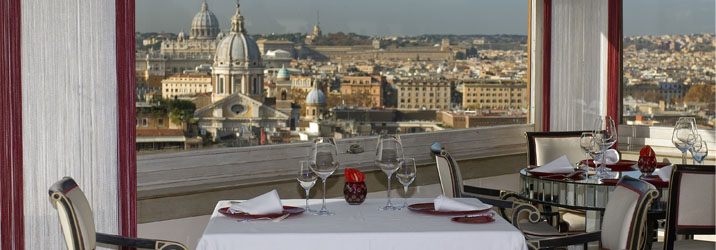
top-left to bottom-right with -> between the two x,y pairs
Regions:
134,1 -> 714,152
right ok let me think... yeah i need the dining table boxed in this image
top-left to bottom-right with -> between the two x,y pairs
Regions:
196,198 -> 528,250
518,160 -> 671,248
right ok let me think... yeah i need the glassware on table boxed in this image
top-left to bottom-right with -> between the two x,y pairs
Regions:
309,137 -> 340,216
297,160 -> 317,213
579,132 -> 595,176
396,158 -> 417,209
689,134 -> 709,165
586,138 -> 604,180
375,134 -> 404,211
672,117 -> 698,164
592,116 -> 617,179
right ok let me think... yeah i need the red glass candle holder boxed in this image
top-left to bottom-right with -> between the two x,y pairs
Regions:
343,182 -> 366,205
638,155 -> 657,176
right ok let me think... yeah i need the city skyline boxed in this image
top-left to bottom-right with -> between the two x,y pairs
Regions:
136,0 -> 715,36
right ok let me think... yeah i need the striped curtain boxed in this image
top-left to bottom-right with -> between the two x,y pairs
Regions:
549,0 -> 609,131
21,0 -> 119,249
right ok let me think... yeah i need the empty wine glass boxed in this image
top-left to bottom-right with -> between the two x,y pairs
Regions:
579,132 -> 595,176
672,117 -> 697,164
689,134 -> 709,165
309,137 -> 339,216
586,138 -> 604,180
297,160 -> 317,213
396,158 -> 417,209
593,116 -> 617,179
375,134 -> 404,211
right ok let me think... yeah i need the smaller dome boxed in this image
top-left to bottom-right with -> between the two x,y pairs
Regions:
277,65 -> 290,80
306,88 -> 326,105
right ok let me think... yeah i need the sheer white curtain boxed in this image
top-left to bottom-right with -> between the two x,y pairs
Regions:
22,0 -> 119,249
550,0 -> 609,131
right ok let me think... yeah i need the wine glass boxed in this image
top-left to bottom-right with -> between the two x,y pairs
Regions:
297,160 -> 317,213
689,134 -> 709,165
586,138 -> 604,180
309,137 -> 339,216
672,117 -> 697,164
396,158 -> 417,209
579,132 -> 595,176
375,134 -> 404,211
593,116 -> 617,179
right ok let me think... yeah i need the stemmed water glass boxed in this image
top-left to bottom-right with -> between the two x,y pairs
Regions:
396,158 -> 417,209
309,137 -> 339,216
375,134 -> 404,211
672,117 -> 697,164
297,160 -> 317,213
579,132 -> 595,177
593,116 -> 617,179
689,134 -> 709,165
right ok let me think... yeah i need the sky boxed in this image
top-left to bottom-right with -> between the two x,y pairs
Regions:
136,0 -> 715,36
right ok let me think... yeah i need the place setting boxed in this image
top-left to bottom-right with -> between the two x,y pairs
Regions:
408,195 -> 495,224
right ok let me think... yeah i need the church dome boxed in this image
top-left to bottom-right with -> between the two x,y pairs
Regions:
214,2 -> 261,65
190,1 -> 220,40
215,33 -> 261,64
306,88 -> 327,105
277,65 -> 290,80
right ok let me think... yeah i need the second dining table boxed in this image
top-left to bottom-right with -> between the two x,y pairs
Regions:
196,198 -> 528,250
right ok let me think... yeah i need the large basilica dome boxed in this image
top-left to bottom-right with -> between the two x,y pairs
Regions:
190,1 -> 220,40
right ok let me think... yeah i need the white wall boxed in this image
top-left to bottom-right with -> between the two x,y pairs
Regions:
21,0 -> 119,249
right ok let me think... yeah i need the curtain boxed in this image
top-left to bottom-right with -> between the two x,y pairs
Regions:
550,0 -> 609,131
21,0 -> 119,249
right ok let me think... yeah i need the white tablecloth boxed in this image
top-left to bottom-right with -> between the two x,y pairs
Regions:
196,198 -> 527,250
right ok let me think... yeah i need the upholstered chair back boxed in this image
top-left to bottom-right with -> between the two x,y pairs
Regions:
49,177 -> 96,250
432,142 -> 463,198
664,164 -> 716,249
600,176 -> 659,250
526,131 -> 591,166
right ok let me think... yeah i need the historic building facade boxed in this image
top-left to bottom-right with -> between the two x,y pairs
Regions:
194,3 -> 295,141
143,1 -> 221,87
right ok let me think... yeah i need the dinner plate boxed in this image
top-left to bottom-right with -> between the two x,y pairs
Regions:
581,160 -> 637,171
581,160 -> 670,171
451,214 -> 495,224
407,202 -> 491,215
527,168 -> 586,178
218,206 -> 304,219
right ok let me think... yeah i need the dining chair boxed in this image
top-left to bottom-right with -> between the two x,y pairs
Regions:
431,142 -> 563,238
526,131 -> 592,166
526,131 -> 593,233
526,176 -> 659,250
653,164 -> 715,250
49,177 -> 188,250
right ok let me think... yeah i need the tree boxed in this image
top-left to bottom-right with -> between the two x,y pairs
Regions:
683,84 -> 715,104
167,99 -> 196,125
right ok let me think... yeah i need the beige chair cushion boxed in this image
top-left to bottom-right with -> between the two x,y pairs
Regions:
601,185 -> 640,250
676,173 -> 715,228
534,137 -> 584,166
435,154 -> 462,198
519,220 -> 564,239
561,210 -> 586,232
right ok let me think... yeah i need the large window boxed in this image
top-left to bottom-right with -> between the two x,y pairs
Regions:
134,0 -> 528,153
622,0 -> 715,129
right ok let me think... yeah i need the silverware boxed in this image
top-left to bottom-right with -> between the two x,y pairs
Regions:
237,213 -> 290,223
